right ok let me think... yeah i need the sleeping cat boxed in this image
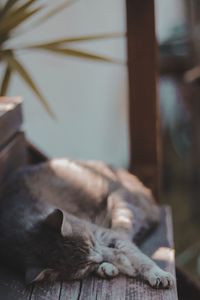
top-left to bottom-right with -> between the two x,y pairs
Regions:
0,159 -> 175,288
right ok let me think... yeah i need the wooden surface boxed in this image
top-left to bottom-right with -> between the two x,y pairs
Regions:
0,132 -> 27,189
0,97 -> 27,190
0,207 -> 178,300
0,97 -> 22,148
126,0 -> 160,199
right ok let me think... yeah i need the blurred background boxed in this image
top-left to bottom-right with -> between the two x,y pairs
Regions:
0,0 -> 200,282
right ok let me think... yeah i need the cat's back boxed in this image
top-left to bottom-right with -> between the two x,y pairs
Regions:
18,159 -> 120,217
0,168 -> 51,233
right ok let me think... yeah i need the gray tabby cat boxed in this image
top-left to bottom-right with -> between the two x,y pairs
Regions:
0,159 -> 174,288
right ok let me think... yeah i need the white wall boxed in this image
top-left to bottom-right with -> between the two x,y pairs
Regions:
4,0 -> 129,167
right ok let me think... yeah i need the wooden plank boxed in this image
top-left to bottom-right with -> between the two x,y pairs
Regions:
30,282 -> 61,300
0,132 -> 27,188
126,0 -> 160,198
59,281 -> 81,300
0,97 -> 23,148
125,278 -> 176,300
79,276 -> 127,300
0,266 -> 32,300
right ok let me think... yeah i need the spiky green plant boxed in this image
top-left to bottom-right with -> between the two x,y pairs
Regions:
0,0 -> 122,116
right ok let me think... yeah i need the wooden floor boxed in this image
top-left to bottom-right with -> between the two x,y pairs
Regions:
0,207 -> 178,300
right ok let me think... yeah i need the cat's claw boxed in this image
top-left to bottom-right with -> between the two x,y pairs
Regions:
146,268 -> 175,289
97,262 -> 119,278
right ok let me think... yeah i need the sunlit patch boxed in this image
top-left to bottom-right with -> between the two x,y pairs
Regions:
152,247 -> 175,263
114,208 -> 133,224
112,208 -> 133,230
50,159 -> 83,174
116,215 -> 132,224
0,103 -> 16,111
113,215 -> 132,230
116,208 -> 132,218
0,97 -> 22,112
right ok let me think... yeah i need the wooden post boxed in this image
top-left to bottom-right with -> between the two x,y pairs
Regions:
126,0 -> 160,199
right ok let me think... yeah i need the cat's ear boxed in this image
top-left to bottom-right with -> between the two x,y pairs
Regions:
25,268 -> 52,284
45,209 -> 64,232
45,209 -> 72,236
60,214 -> 73,236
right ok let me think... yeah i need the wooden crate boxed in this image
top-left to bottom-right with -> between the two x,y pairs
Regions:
0,97 -> 27,187
0,97 -> 23,147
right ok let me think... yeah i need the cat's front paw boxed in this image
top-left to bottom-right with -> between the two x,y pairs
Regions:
146,267 -> 175,289
97,262 -> 119,278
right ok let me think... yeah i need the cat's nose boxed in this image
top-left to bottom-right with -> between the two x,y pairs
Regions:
89,250 -> 103,263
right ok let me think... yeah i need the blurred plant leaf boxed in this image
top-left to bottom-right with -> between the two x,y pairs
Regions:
0,5 -> 43,35
24,32 -> 124,48
0,0 -> 123,117
0,65 -> 12,95
33,0 -> 78,27
14,0 -> 77,37
7,0 -> 38,18
32,45 -> 123,64
2,51 -> 54,117
2,0 -> 19,14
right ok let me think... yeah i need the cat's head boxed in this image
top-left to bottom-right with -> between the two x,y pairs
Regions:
25,209 -> 102,284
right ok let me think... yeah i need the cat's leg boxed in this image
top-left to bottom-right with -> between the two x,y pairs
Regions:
105,189 -> 174,288
107,189 -> 135,239
107,187 -> 160,245
94,228 -> 174,288
116,169 -> 160,227
113,239 -> 175,288
94,244 -> 135,278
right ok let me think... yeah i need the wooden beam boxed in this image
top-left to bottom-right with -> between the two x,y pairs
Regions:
126,0 -> 160,198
